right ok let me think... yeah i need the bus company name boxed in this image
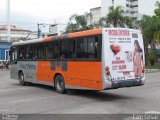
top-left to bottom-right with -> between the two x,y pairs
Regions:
107,30 -> 130,36
20,64 -> 36,70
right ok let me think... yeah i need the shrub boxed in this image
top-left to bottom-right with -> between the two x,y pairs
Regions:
148,51 -> 157,66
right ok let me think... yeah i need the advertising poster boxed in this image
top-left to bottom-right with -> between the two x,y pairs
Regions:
104,28 -> 145,81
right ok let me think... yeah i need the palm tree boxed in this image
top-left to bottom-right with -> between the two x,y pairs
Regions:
97,6 -> 136,28
65,12 -> 93,33
107,6 -> 125,27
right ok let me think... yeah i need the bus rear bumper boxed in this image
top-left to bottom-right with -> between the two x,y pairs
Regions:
104,79 -> 144,90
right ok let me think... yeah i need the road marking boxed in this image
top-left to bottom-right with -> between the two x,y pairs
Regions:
145,111 -> 160,114
0,88 -> 30,92
12,95 -> 59,103
0,109 -> 16,112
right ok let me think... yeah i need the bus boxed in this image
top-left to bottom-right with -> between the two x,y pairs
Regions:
10,28 -> 145,93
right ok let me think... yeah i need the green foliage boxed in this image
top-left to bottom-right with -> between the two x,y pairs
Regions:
107,6 -> 125,27
155,1 -> 160,17
148,51 -> 157,65
137,1 -> 160,63
65,12 -> 93,33
98,6 -> 137,28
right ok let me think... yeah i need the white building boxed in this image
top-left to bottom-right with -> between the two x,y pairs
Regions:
101,0 -> 158,19
90,7 -> 101,24
0,25 -> 38,42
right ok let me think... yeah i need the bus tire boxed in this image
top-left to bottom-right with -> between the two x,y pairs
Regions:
18,72 -> 27,86
54,75 -> 66,94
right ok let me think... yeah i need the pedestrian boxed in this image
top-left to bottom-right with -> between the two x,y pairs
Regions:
0,61 -> 3,70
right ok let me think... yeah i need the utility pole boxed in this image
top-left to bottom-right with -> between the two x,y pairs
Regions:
6,0 -> 11,42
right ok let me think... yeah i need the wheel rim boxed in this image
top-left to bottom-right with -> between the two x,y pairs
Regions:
19,73 -> 24,84
56,77 -> 64,90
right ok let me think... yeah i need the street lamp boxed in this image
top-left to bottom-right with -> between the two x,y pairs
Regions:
6,0 -> 10,42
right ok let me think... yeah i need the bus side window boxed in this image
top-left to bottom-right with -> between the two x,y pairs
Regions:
97,35 -> 102,60
76,37 -> 88,59
19,45 -> 25,60
25,45 -> 30,59
53,40 -> 59,59
10,47 -> 18,62
60,39 -> 69,59
46,42 -> 54,59
69,39 -> 76,59
36,43 -> 46,60
88,36 -> 97,59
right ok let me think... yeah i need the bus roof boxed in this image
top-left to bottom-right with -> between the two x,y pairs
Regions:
12,29 -> 102,46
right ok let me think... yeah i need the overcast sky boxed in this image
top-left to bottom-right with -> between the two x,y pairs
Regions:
0,0 -> 100,30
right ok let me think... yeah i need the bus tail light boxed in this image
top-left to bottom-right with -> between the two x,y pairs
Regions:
142,68 -> 144,74
142,65 -> 145,73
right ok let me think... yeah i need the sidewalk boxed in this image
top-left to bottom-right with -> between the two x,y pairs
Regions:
145,69 -> 160,73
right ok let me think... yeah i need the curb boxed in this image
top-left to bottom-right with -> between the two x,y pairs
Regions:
145,69 -> 160,73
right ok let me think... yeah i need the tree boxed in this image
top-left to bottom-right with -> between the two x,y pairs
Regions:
138,1 -> 160,65
65,12 -> 93,33
97,6 -> 137,28
107,6 -> 125,27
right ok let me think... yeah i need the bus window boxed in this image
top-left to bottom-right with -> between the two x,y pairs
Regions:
88,36 -> 97,59
60,39 -> 69,59
97,35 -> 102,60
10,47 -> 18,62
69,39 -> 76,59
46,42 -> 54,59
76,37 -> 88,59
19,45 -> 25,60
36,43 -> 46,60
25,45 -> 30,59
53,40 -> 59,59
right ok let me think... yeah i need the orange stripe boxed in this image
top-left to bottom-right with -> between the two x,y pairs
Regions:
68,29 -> 102,38
43,37 -> 53,42
43,29 -> 102,42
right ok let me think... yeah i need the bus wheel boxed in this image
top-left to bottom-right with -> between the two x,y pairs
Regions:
19,72 -> 27,86
55,75 -> 66,94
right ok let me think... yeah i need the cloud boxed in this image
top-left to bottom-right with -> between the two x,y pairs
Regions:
0,0 -> 101,31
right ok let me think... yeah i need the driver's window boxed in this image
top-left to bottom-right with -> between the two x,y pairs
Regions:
11,48 -> 18,61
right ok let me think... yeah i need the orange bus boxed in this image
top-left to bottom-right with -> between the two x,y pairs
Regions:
10,28 -> 145,93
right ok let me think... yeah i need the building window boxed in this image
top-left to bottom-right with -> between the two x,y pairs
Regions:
126,4 -> 129,7
126,10 -> 130,14
132,5 -> 138,8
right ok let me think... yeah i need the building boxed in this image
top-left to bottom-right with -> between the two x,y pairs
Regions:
90,7 -> 101,24
91,0 -> 158,24
0,24 -> 38,61
0,25 -> 38,42
0,42 -> 11,61
49,24 -> 67,35
101,0 -> 158,19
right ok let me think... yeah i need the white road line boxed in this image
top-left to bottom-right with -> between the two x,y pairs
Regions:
145,111 -> 160,114
0,109 -> 16,112
0,88 -> 30,92
12,95 -> 59,103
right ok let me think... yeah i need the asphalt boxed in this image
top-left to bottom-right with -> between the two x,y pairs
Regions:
0,70 -> 160,115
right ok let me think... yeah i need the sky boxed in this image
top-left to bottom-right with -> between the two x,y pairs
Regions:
0,0 -> 101,31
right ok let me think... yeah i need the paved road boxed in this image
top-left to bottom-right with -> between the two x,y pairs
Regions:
0,71 -> 160,114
